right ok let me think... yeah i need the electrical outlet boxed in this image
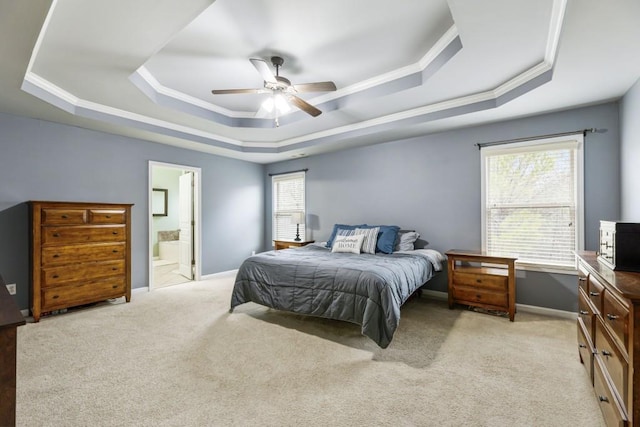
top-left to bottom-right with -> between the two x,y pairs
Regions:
6,283 -> 16,295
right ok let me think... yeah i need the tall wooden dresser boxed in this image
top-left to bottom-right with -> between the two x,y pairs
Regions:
30,201 -> 133,322
576,251 -> 640,426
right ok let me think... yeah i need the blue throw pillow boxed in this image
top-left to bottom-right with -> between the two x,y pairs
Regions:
326,224 -> 367,248
363,225 -> 400,254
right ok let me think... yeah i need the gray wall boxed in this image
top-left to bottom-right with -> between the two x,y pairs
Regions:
621,77 -> 640,220
265,102 -> 621,312
0,112 -> 265,310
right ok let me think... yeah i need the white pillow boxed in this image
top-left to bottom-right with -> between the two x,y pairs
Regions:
331,234 -> 365,254
395,231 -> 420,251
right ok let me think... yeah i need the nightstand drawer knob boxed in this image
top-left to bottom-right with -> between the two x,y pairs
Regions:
52,295 -> 59,299
606,313 -> 619,321
476,279 -> 482,283
53,254 -> 60,258
53,233 -> 60,237
61,215 -> 68,219
112,231 -> 118,235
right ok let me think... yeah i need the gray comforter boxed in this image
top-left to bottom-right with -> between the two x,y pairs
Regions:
230,244 -> 436,348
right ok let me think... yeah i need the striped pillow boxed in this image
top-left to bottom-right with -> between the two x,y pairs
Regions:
354,227 -> 379,254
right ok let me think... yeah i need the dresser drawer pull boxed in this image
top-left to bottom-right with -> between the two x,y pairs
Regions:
601,349 -> 612,357
578,277 -> 586,282
112,249 -> 118,253
598,396 -> 609,403
579,310 -> 589,316
53,254 -> 60,258
52,274 -> 59,279
112,267 -> 118,271
476,279 -> 482,283
52,295 -> 59,299
53,233 -> 60,237
61,215 -> 68,219
112,231 -> 118,235
579,343 -> 587,348
606,313 -> 619,321
105,215 -> 112,218
589,291 -> 600,297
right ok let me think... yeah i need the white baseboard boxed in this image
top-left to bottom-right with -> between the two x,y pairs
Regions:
200,269 -> 238,281
420,289 -> 576,320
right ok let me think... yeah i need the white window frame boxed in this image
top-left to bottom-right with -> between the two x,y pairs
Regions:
272,171 -> 306,242
480,134 -> 584,274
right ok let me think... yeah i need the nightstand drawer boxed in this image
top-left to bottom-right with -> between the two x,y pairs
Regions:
452,268 -> 508,291
452,287 -> 507,308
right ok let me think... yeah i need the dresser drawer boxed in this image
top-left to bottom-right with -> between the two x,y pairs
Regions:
89,209 -> 126,224
594,356 -> 628,426
596,318 -> 629,410
42,225 -> 126,245
452,287 -> 507,308
578,318 -> 594,383
452,268 -> 508,291
41,209 -> 87,225
578,261 -> 589,294
588,275 -> 605,314
41,243 -> 126,266
578,288 -> 595,341
41,260 -> 125,287
603,291 -> 630,355
41,277 -> 126,311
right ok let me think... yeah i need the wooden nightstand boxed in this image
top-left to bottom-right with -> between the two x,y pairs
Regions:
273,240 -> 315,250
445,249 -> 517,321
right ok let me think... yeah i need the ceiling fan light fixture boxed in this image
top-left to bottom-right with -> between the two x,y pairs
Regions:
262,94 -> 290,115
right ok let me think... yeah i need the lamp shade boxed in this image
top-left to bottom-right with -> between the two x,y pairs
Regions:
290,212 -> 305,225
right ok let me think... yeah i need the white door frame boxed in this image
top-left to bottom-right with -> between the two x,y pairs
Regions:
148,161 -> 202,290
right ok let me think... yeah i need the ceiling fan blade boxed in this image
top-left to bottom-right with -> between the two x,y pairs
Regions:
287,95 -> 322,117
250,58 -> 277,84
293,81 -> 337,93
211,88 -> 269,95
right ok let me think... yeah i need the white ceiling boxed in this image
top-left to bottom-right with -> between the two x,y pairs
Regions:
1,0 -> 639,163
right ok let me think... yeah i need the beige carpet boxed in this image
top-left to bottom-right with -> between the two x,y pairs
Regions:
16,272 -> 605,426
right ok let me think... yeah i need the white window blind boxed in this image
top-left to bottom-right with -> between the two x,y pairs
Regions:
272,172 -> 306,241
481,135 -> 584,270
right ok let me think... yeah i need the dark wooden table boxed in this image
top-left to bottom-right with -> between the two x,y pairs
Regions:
0,276 -> 26,426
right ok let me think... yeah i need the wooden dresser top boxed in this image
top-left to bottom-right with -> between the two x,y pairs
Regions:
576,250 -> 640,301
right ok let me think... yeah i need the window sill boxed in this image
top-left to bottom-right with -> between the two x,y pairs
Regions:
515,262 -> 577,275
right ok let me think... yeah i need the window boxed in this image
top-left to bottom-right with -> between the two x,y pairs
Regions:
481,134 -> 584,271
272,172 -> 306,241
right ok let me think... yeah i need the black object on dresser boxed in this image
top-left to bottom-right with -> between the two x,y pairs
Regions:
599,221 -> 640,272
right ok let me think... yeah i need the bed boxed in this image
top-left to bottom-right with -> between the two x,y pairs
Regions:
230,242 -> 444,348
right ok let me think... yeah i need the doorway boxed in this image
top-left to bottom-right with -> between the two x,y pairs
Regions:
148,161 -> 201,290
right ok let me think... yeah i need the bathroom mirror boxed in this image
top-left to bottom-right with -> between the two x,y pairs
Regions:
152,188 -> 168,216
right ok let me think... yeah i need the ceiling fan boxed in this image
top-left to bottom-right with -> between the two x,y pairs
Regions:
211,56 -> 336,122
